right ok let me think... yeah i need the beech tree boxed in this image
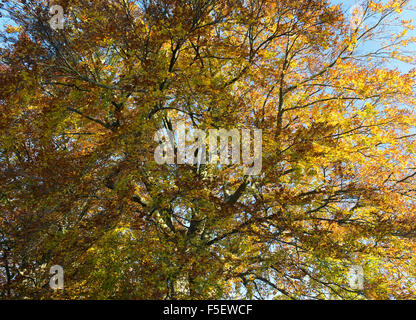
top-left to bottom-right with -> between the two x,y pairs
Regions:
1,0 -> 416,299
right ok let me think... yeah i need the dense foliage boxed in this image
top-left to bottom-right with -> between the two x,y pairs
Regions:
1,0 -> 416,299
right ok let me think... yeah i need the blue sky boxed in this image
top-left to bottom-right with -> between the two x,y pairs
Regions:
335,0 -> 416,72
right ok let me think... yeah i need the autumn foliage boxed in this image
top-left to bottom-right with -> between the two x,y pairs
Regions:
0,0 -> 416,299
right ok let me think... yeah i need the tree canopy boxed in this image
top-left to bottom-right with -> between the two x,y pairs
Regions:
1,0 -> 416,299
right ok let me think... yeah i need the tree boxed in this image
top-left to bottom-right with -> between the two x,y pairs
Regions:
0,0 -> 415,299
